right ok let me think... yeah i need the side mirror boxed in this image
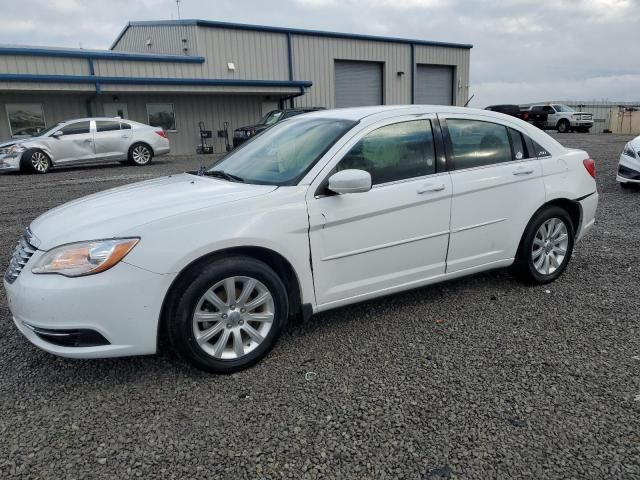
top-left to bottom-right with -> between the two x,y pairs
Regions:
328,169 -> 372,195
51,131 -> 63,138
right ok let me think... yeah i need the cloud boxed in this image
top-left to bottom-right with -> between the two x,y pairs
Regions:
0,0 -> 637,106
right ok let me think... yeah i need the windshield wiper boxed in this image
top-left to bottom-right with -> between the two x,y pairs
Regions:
202,169 -> 245,183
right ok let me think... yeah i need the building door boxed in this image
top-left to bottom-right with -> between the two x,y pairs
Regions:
334,60 -> 383,108
416,65 -> 454,106
104,103 -> 129,119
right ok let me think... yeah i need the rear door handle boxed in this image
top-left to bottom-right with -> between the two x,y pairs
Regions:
417,183 -> 446,194
512,167 -> 535,176
121,134 -> 130,138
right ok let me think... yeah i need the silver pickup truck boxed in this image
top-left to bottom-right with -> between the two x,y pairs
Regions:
528,104 -> 593,133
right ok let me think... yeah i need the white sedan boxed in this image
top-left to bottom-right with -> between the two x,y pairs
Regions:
617,136 -> 640,188
4,106 -> 598,373
0,117 -> 170,174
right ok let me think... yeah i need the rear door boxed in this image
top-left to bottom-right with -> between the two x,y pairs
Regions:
307,115 -> 452,308
441,114 -> 545,273
94,120 -> 128,160
47,120 -> 94,164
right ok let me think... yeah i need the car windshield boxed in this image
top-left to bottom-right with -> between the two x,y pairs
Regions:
206,117 -> 356,186
32,124 -> 62,137
259,111 -> 285,126
552,104 -> 575,113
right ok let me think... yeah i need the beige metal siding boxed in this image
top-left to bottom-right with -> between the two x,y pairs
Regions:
414,45 -> 470,106
0,93 -> 89,140
291,35 -> 411,108
112,25 -> 200,56
0,55 -> 89,75
93,94 -> 266,154
196,27 -> 289,80
93,59 -> 203,79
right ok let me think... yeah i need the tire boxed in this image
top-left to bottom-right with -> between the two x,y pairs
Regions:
514,206 -> 575,284
128,143 -> 153,166
557,120 -> 570,133
166,256 -> 288,373
20,149 -> 51,174
620,181 -> 634,190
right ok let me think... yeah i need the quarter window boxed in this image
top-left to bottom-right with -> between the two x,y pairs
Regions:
147,103 -> 176,131
508,128 -> 532,160
121,123 -> 132,130
6,103 -> 46,137
96,121 -> 121,132
447,119 -> 512,170
336,120 -> 436,185
60,121 -> 91,136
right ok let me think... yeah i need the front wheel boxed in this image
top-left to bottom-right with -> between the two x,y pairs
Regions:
166,257 -> 288,373
557,120 -> 570,133
128,143 -> 153,166
21,149 -> 51,174
514,206 -> 575,284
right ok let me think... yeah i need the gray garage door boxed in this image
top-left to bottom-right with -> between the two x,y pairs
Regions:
335,61 -> 383,108
416,65 -> 454,106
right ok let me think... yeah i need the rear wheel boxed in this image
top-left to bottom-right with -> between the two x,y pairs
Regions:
166,256 -> 288,373
557,120 -> 570,133
128,143 -> 153,166
21,149 -> 51,174
514,206 -> 575,284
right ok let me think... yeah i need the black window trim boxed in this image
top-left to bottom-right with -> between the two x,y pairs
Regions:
60,120 -> 92,136
314,116 -> 446,197
440,116 -> 544,172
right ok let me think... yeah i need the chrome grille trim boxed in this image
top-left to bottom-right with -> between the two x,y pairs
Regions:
4,229 -> 37,284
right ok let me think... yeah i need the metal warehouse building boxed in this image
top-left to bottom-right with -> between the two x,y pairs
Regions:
0,20 -> 472,154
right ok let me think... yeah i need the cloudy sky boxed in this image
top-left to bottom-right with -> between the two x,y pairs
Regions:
1,0 -> 638,107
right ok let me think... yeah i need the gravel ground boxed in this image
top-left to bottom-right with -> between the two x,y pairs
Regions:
1,134 -> 639,479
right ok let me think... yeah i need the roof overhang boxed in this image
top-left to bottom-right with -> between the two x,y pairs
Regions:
0,46 -> 205,63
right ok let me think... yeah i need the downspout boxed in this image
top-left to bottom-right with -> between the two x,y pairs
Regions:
287,32 -> 295,108
85,57 -> 101,117
410,43 -> 416,104
279,85 -> 306,110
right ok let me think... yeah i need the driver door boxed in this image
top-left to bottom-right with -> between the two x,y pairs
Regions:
307,116 -> 452,309
48,120 -> 95,164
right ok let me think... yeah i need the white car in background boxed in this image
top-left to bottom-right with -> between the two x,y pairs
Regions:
617,136 -> 640,188
0,118 -> 170,174
4,106 -> 598,373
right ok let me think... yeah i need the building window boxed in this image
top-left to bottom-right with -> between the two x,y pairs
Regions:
6,103 -> 46,137
146,103 -> 176,131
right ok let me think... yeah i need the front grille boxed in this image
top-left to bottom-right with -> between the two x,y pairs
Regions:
4,230 -> 37,284
580,114 -> 593,121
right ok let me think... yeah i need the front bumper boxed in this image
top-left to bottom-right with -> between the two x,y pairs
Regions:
569,120 -> 593,128
4,253 -> 176,359
617,153 -> 640,184
0,153 -> 21,172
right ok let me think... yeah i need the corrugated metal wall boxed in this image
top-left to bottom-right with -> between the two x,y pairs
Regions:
0,93 -> 89,140
196,27 -> 289,80
291,35 -> 412,108
414,45 -> 470,106
111,24 -> 200,56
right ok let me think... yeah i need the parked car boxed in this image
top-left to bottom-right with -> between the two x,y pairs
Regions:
232,107 -> 324,147
617,136 -> 640,188
4,106 -> 598,373
484,104 -> 548,129
527,104 -> 593,133
0,118 -> 170,174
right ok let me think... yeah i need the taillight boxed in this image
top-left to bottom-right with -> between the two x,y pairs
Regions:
583,158 -> 596,178
522,111 -> 529,121
155,130 -> 168,139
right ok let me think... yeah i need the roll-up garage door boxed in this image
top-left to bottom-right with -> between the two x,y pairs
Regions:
416,65 -> 454,105
335,61 -> 383,108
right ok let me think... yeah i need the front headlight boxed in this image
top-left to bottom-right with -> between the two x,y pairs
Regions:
623,144 -> 637,158
8,144 -> 26,154
32,238 -> 139,277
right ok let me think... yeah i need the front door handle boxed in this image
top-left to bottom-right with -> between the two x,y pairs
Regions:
83,138 -> 92,143
512,167 -> 535,176
417,183 -> 446,194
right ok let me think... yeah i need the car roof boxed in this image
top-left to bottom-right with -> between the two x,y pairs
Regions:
302,105 -> 512,121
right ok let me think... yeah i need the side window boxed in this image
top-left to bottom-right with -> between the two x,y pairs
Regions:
96,121 -> 121,132
60,121 -> 91,136
531,140 -> 550,158
544,106 -> 555,114
336,120 -> 436,185
508,128 -> 532,160
447,119 -> 512,170
120,123 -> 132,130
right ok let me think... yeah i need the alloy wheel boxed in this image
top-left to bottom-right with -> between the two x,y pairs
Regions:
132,145 -> 151,164
31,151 -> 49,173
531,218 -> 569,275
192,276 -> 275,360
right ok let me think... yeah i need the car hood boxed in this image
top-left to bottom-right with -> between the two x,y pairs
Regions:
630,136 -> 640,150
30,173 -> 277,250
0,138 -> 30,149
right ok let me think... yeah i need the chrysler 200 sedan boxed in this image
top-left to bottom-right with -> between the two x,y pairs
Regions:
4,106 -> 598,373
0,117 -> 170,174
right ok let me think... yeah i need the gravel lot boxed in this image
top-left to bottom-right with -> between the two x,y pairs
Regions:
1,134 -> 639,479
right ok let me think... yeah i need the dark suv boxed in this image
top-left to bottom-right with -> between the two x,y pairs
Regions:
232,107 -> 324,147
